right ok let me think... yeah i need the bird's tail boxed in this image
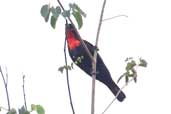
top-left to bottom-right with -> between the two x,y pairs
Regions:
106,79 -> 126,102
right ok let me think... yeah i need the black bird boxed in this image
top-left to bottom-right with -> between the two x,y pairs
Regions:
65,23 -> 126,102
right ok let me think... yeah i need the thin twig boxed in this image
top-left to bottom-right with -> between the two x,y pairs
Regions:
5,66 -> 8,85
101,74 -> 137,114
64,21 -> 75,114
102,15 -> 128,22
22,74 -> 27,110
0,106 -> 8,111
95,0 -> 106,47
91,0 -> 106,114
0,66 -> 11,111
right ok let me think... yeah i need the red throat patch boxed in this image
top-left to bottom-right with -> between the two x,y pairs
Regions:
67,31 -> 81,50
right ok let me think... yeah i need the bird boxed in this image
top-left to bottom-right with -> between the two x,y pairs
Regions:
65,23 -> 126,102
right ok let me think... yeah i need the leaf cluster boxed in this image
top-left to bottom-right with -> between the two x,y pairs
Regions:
117,57 -> 147,84
40,3 -> 86,29
58,56 -> 84,73
58,63 -> 74,73
3,104 -> 45,114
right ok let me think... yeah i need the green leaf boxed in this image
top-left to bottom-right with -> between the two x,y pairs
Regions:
7,108 -> 17,114
40,4 -> 50,22
50,6 -> 61,28
19,106 -> 30,114
58,66 -> 64,73
125,57 -> 133,62
69,3 -> 86,17
72,11 -> 83,29
51,6 -> 61,18
31,104 -> 45,114
139,58 -> 147,67
36,105 -> 45,114
56,6 -> 61,14
25,111 -> 30,114
50,15 -> 57,29
61,10 -> 70,18
64,65 -> 71,70
69,3 -> 73,9
31,104 -> 36,111
67,66 -> 71,70
58,64 -> 74,73
126,60 -> 136,71
127,70 -> 134,77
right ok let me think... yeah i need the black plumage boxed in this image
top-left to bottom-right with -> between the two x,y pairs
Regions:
65,23 -> 126,102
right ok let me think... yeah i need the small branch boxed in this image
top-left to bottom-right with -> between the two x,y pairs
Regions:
22,74 -> 27,110
102,15 -> 128,22
91,0 -> 106,114
56,0 -> 65,11
64,22 -> 75,114
0,106 -> 8,111
0,66 -> 11,111
5,66 -> 8,85
101,75 -> 136,114
95,0 -> 106,47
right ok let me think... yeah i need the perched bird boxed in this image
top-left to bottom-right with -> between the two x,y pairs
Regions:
65,23 -> 126,102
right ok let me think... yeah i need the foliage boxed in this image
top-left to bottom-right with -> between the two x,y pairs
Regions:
58,63 -> 74,73
0,65 -> 45,114
117,57 -> 147,84
18,106 -> 29,114
31,104 -> 45,114
58,56 -> 84,73
7,108 -> 17,114
0,104 -> 45,114
40,3 -> 86,29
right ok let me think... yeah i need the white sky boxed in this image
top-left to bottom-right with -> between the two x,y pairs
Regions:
0,0 -> 171,114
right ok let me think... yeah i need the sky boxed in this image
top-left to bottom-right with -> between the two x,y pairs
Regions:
0,0 -> 171,114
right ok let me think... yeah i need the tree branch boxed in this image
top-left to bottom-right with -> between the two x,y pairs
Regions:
0,65 -> 11,111
64,21 -> 75,114
22,74 -> 27,110
101,73 -> 137,114
91,0 -> 106,114
102,14 -> 128,22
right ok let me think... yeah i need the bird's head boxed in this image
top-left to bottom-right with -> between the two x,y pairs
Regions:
65,23 -> 81,50
65,23 -> 79,39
